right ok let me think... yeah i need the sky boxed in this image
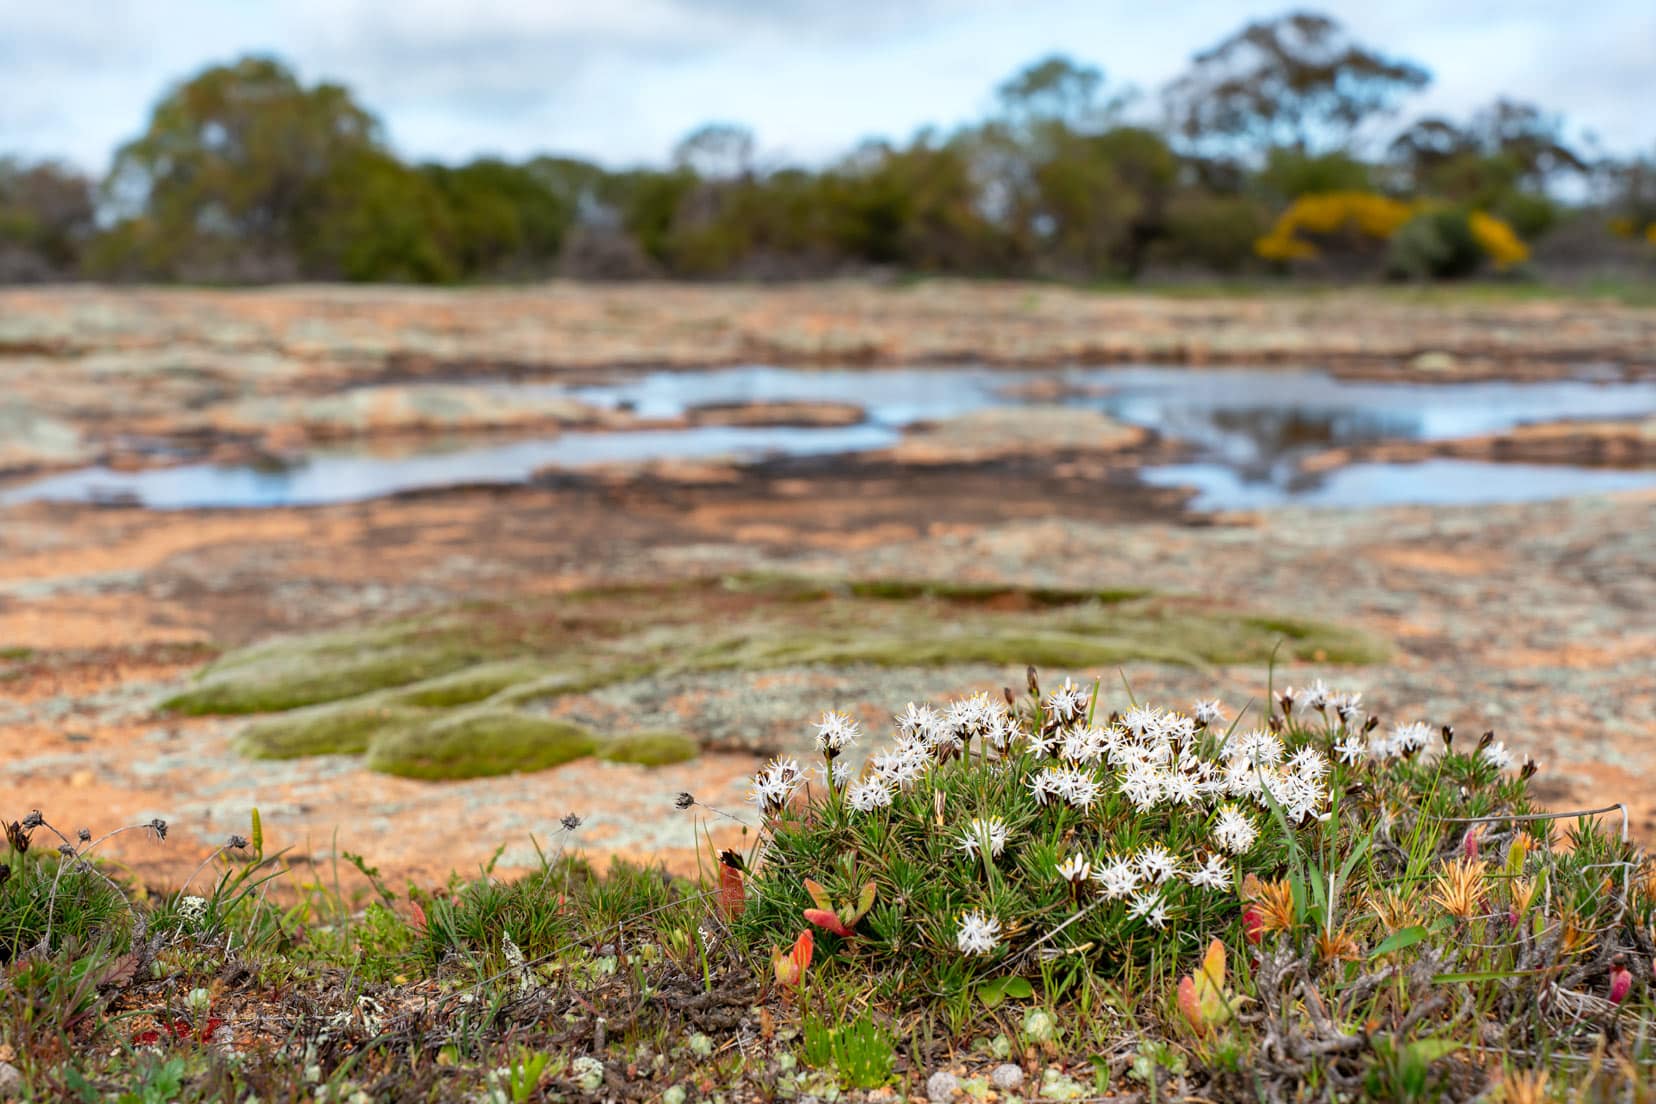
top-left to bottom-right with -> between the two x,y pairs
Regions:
2,0 -> 1652,175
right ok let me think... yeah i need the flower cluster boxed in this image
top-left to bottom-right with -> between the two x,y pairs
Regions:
744,676 -> 1532,969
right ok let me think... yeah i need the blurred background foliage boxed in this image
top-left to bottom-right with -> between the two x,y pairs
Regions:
4,11 -> 1654,286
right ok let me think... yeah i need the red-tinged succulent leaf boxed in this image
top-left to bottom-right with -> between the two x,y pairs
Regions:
803,878 -> 834,913
791,930 -> 814,975
803,908 -> 852,936
1177,976 -> 1204,1034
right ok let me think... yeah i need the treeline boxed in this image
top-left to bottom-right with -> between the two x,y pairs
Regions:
4,11 -> 1655,285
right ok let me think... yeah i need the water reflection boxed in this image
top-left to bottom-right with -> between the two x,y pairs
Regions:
4,365 -> 1653,511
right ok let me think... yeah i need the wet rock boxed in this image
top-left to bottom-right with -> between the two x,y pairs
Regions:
888,406 -> 1146,463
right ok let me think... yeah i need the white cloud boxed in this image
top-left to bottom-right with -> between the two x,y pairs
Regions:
2,0 -> 1650,176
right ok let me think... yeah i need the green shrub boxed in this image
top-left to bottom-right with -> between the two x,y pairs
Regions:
1386,209 -> 1484,280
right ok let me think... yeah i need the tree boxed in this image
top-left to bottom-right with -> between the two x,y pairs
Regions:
0,159 -> 96,280
422,159 -> 573,277
672,123 -> 756,181
1164,11 -> 1429,159
101,55 -> 382,280
996,55 -> 1130,134
298,150 -> 458,283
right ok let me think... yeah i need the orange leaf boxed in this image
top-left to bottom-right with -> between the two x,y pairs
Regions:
791,929 -> 814,975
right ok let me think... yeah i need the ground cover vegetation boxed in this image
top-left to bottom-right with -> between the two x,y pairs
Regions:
4,12 -> 1654,286
3,664 -> 1654,1101
157,572 -> 1386,780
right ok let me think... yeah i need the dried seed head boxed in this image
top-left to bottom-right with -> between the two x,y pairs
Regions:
1520,758 -> 1539,780
76,828 -> 91,843
5,821 -> 31,855
148,818 -> 168,841
57,843 -> 75,857
560,813 -> 583,832
227,834 -> 249,850
21,810 -> 43,830
674,792 -> 695,810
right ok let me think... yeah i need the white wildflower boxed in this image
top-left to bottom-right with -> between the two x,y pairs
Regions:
1193,699 -> 1226,726
1298,680 -> 1330,711
816,760 -> 854,789
1184,852 -> 1232,891
1164,764 -> 1201,806
895,702 -> 939,742
956,816 -> 1009,859
846,776 -> 893,812
1388,721 -> 1433,757
956,911 -> 1002,955
1055,853 -> 1092,884
1119,761 -> 1166,811
1213,805 -> 1258,855
1045,678 -> 1090,726
1287,746 -> 1330,782
747,756 -> 806,813
1127,890 -> 1168,928
1052,767 -> 1101,810
1135,845 -> 1180,884
813,710 -> 860,754
1094,856 -> 1141,899
1480,741 -> 1515,771
1329,691 -> 1363,722
1334,734 -> 1368,765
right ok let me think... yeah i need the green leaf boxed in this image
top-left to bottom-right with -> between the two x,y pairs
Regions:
1368,926 -> 1428,959
976,976 -> 1033,1008
1402,1038 -> 1461,1064
1432,968 -> 1540,983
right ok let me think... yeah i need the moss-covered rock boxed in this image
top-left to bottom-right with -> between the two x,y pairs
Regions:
237,698 -> 434,759
365,709 -> 599,780
384,659 -> 553,708
179,572 -> 1389,780
162,620 -> 527,715
595,730 -> 700,766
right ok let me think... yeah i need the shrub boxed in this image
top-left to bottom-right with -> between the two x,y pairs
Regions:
1254,190 -> 1417,263
1468,209 -> 1531,268
1385,209 -> 1485,280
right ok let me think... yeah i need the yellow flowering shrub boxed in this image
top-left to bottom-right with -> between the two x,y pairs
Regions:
1468,211 -> 1529,269
1257,190 -> 1532,272
1254,191 -> 1417,262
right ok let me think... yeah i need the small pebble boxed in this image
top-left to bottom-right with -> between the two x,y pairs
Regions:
927,1070 -> 960,1101
991,1064 -> 1024,1092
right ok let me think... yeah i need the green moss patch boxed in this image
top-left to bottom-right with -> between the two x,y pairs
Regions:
365,709 -> 599,781
595,730 -> 700,766
237,698 -> 433,759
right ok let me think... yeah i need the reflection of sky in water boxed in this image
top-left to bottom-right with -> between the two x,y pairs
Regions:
0,425 -> 899,510
1140,460 -> 1656,511
5,365 -> 1654,511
